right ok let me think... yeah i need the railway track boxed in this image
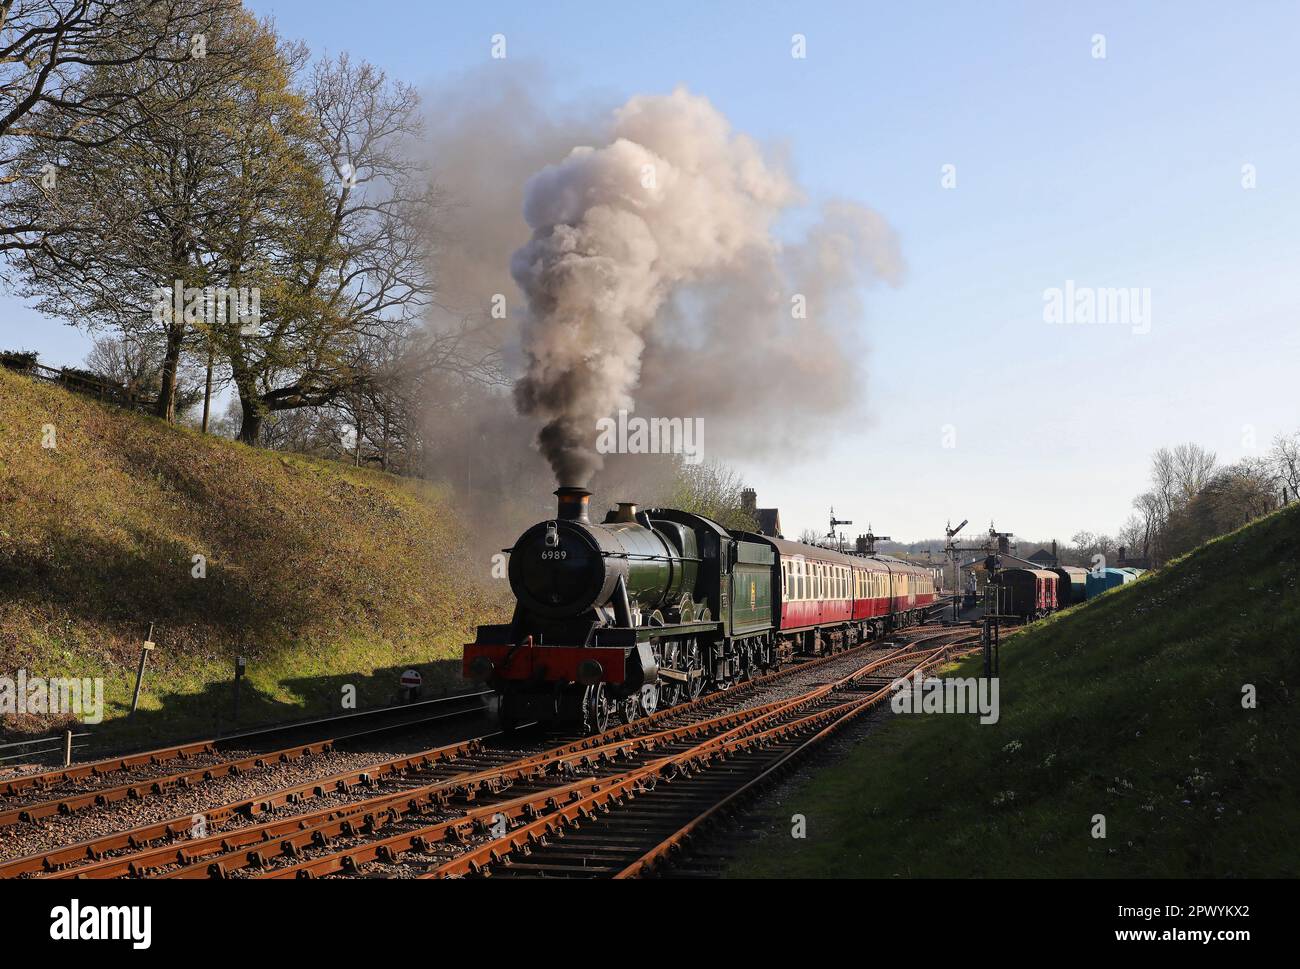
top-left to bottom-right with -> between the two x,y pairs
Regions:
0,623 -> 975,879
422,634 -> 980,879
0,689 -> 492,831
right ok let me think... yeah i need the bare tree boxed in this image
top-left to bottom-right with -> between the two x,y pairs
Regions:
1162,458 -> 1277,557
1117,514 -> 1145,558
1169,442 -> 1219,504
1131,490 -> 1163,562
1271,431 -> 1300,503
85,332 -> 161,401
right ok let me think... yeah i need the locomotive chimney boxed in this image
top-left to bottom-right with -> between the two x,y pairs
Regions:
555,486 -> 592,523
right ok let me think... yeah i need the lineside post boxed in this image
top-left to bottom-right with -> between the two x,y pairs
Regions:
232,655 -> 246,724
129,623 -> 155,717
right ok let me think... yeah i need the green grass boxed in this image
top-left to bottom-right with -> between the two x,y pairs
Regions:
0,368 -> 508,750
729,502 -> 1300,878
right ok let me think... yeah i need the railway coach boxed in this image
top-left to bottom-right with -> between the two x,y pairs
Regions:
997,567 -> 1058,621
464,488 -> 937,732
1050,566 -> 1089,607
741,535 -> 936,660
1085,567 -> 1133,599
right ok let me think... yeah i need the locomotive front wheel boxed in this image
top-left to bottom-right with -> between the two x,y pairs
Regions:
495,694 -> 522,734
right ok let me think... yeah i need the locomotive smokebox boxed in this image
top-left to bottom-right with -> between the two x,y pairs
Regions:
554,486 -> 592,523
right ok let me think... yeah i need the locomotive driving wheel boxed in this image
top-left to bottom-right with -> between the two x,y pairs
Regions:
619,691 -> 641,724
582,684 -> 613,734
685,642 -> 705,701
657,641 -> 684,708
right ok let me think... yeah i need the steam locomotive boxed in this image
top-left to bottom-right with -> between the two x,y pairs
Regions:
463,487 -> 938,732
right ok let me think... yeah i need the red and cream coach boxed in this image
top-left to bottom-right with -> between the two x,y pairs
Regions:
739,533 -> 939,661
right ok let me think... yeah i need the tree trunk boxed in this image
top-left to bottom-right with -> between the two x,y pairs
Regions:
201,342 -> 215,433
155,328 -> 184,421
237,403 -> 262,442
237,394 -> 262,444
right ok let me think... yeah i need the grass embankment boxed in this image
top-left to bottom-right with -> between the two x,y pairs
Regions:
0,368 -> 507,750
731,502 -> 1300,878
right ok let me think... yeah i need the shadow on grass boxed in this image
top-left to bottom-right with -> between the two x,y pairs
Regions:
60,656 -> 471,757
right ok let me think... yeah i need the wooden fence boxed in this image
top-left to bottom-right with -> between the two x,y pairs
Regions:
1,354 -> 157,413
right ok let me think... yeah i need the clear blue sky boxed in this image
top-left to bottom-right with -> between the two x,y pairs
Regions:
4,1 -> 1297,543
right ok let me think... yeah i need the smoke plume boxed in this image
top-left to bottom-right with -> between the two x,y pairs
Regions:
422,74 -> 902,526
508,86 -> 901,486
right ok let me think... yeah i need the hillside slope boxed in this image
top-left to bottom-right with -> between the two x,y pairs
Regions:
0,368 -> 506,746
731,501 -> 1300,878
